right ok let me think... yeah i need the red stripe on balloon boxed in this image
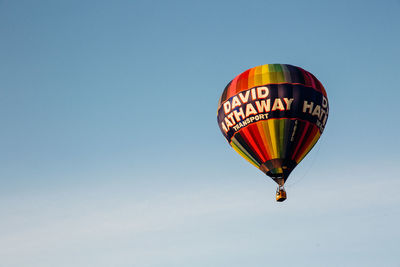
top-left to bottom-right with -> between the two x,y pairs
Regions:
239,126 -> 267,163
291,121 -> 310,161
236,69 -> 250,94
245,123 -> 271,161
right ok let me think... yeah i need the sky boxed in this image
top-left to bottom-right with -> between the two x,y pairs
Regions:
0,0 -> 400,266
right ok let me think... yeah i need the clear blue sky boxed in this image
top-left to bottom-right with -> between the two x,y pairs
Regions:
1,0 -> 399,266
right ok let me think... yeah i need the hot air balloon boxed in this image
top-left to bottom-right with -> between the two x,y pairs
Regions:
217,64 -> 329,202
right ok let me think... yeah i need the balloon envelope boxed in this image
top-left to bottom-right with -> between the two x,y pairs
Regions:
217,64 -> 329,186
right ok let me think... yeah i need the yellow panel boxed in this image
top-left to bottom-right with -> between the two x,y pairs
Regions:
266,119 -> 278,158
261,64 -> 271,85
254,65 -> 263,87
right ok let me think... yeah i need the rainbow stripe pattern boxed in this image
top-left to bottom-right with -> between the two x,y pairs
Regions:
217,64 -> 328,185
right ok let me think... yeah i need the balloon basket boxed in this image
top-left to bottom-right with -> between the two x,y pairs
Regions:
276,187 -> 287,202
